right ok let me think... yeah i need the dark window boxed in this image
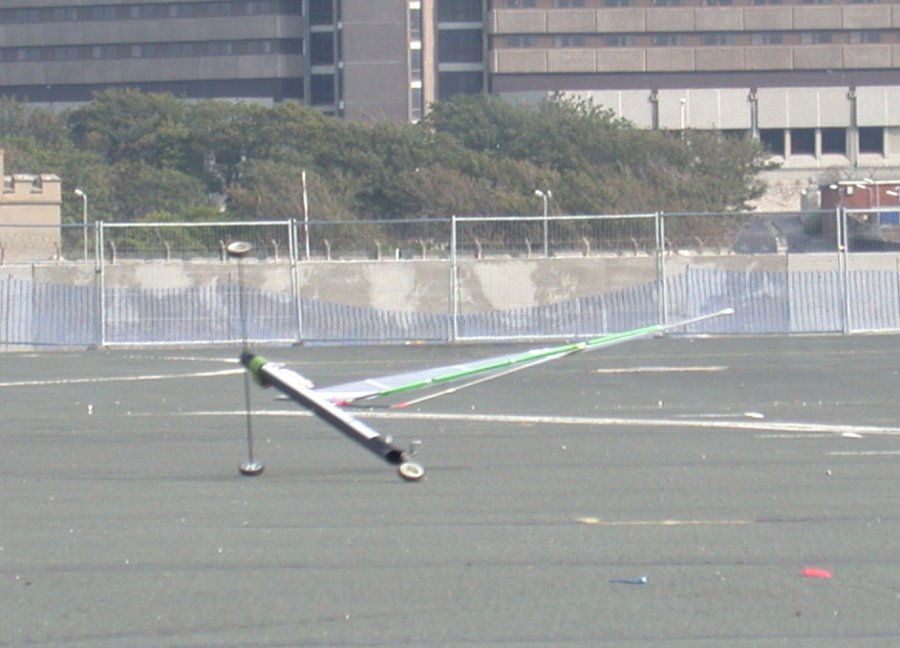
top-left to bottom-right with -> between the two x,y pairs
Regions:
722,129 -> 750,140
281,39 -> 303,55
505,0 -> 536,7
54,46 -> 81,60
206,3 -> 233,16
859,127 -> 884,155
759,129 -> 785,156
651,34 -> 684,46
308,0 -> 334,25
438,71 -> 483,101
751,33 -> 783,45
438,30 -> 483,63
310,32 -> 334,65
604,34 -> 635,46
410,8 -> 422,41
555,35 -> 587,47
821,128 -> 845,155
207,41 -> 233,55
850,31 -> 881,44
437,0 -> 483,22
790,128 -> 815,155
702,33 -> 733,45
506,36 -> 535,47
410,49 -> 423,81
411,87 -> 424,122
51,7 -> 78,21
244,40 -> 274,54
90,6 -> 118,19
310,74 -> 335,105
604,0 -> 632,5
14,9 -> 40,22
801,31 -> 832,44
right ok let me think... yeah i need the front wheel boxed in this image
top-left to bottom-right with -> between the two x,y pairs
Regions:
397,462 -> 425,482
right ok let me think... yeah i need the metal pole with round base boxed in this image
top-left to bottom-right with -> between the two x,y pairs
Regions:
227,241 -> 265,477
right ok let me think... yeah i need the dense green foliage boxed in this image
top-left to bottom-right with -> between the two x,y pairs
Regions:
1,90 -> 769,228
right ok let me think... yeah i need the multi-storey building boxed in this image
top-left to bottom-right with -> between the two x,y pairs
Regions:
2,0 -> 899,202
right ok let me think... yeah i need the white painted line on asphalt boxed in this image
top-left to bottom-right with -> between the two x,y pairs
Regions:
593,365 -> 729,374
577,516 -> 752,526
754,433 -> 833,439
0,368 -> 243,388
177,409 -> 900,437
828,451 -> 900,456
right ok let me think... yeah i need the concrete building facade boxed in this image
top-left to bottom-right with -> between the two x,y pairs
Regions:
0,151 -> 63,262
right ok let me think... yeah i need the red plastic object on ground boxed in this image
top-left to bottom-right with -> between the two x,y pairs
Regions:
801,568 -> 832,578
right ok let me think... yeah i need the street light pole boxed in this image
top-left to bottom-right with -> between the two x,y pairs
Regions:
534,189 -> 552,257
74,188 -> 88,262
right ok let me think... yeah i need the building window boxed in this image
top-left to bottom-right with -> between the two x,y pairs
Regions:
555,36 -> 587,48
308,0 -> 334,25
438,71 -> 483,101
505,0 -> 537,7
437,0 -> 483,22
16,47 -> 43,61
604,0 -> 632,5
438,30 -> 483,63
706,0 -> 733,5
554,0 -> 586,6
12,9 -> 41,22
651,34 -> 684,46
165,43 -> 195,57
850,31 -> 882,44
821,128 -> 846,155
410,7 -> 422,41
604,34 -> 635,46
759,129 -> 785,156
702,33 -> 733,46
310,74 -> 335,105
858,127 -> 884,155
51,7 -> 79,21
753,0 -> 782,4
652,0 -> 682,6
410,48 -> 423,82
206,41 -> 234,56
206,3 -> 234,17
411,87 -> 424,123
801,32 -> 832,44
790,128 -> 815,155
751,33 -> 784,45
54,46 -> 82,60
506,36 -> 536,47
310,31 -> 335,65
801,0 -> 830,4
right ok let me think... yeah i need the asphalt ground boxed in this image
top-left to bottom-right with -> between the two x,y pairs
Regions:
2,334 -> 900,647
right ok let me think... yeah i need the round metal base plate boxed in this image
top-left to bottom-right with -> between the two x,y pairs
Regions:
239,461 -> 265,476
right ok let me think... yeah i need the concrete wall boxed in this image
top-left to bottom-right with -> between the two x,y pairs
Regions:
8,251 -> 899,314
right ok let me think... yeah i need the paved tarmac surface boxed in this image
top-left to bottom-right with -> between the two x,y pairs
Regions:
2,334 -> 900,647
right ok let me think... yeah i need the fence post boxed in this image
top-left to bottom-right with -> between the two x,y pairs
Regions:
450,216 -> 459,342
838,207 -> 850,334
656,211 -> 667,325
289,219 -> 303,344
96,221 -> 106,347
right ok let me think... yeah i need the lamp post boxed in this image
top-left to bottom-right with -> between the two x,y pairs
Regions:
74,188 -> 88,262
534,189 -> 552,257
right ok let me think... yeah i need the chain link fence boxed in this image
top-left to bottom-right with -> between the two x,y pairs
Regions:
2,210 -> 899,347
